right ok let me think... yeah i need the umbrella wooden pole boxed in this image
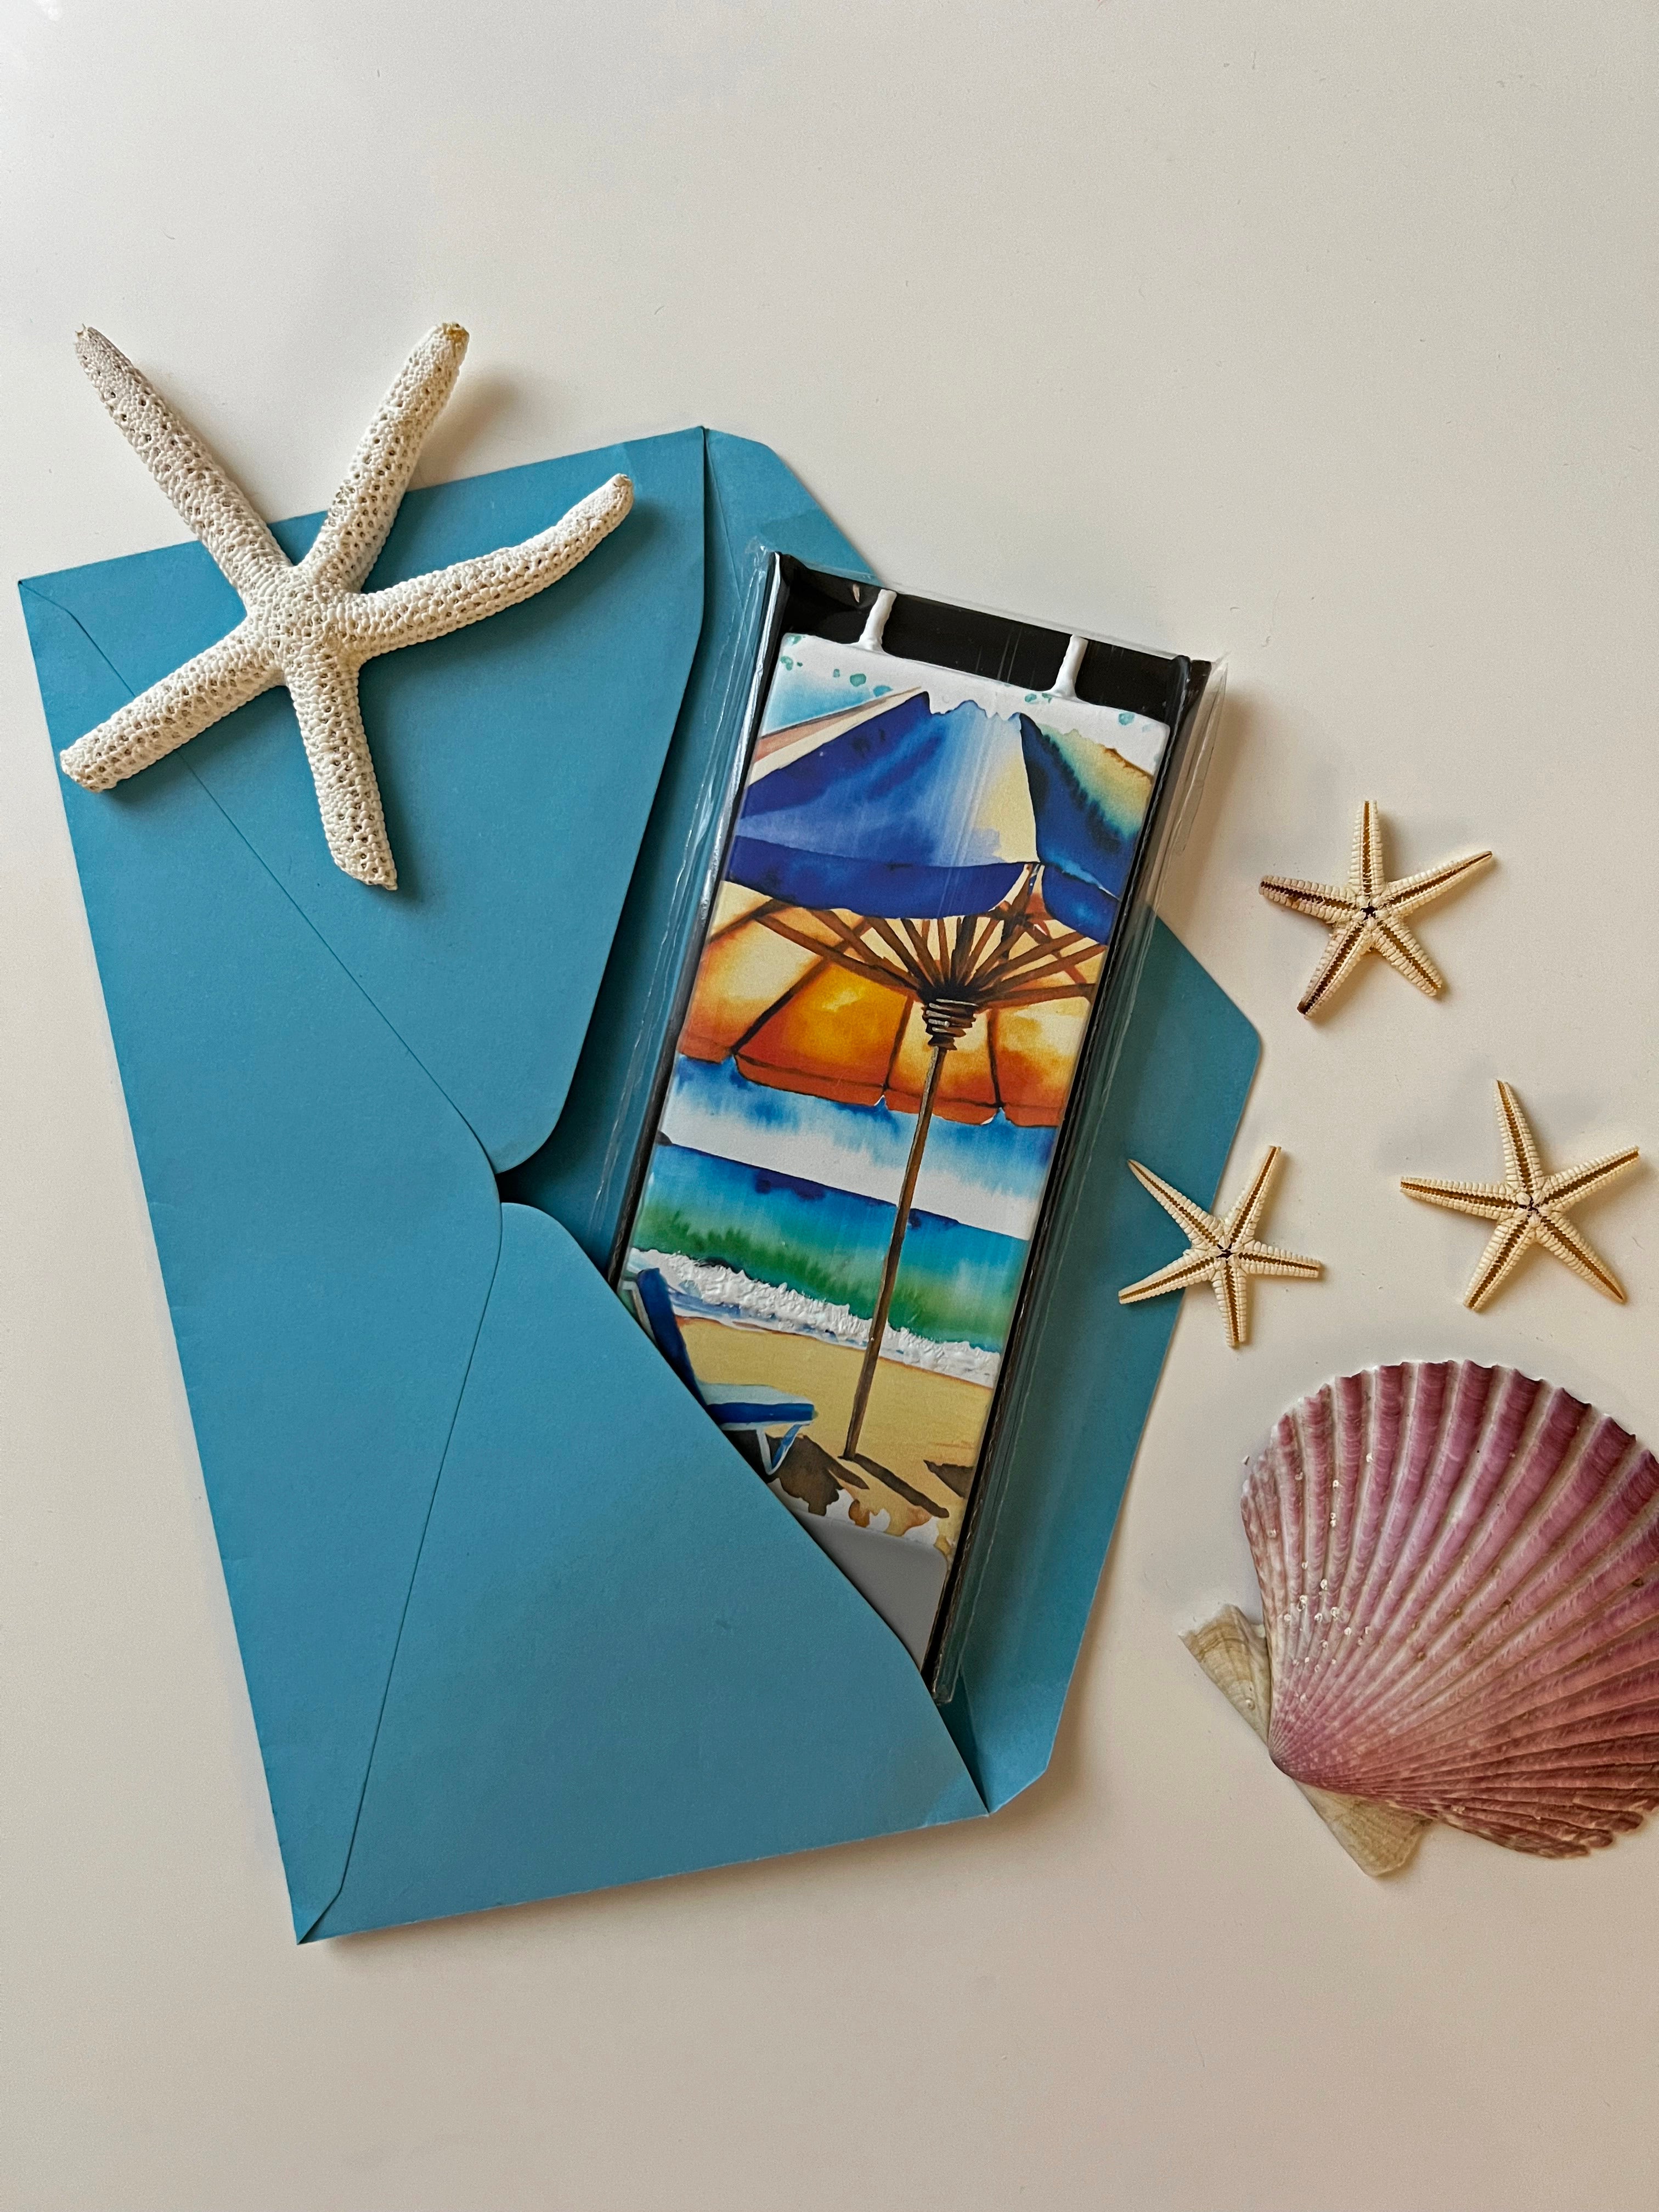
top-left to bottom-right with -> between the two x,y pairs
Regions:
843,1039 -> 950,1461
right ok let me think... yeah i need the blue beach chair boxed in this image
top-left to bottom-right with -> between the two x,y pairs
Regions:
630,1269 -> 815,1477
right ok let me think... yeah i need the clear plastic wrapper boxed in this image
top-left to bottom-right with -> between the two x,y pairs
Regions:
605,546 -> 1223,1688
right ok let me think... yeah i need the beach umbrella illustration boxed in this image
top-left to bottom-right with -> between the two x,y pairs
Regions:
680,684 -> 1153,1459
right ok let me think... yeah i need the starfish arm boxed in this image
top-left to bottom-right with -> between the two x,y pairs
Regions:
344,474 -> 635,657
1534,1211 -> 1627,1302
1400,1174 -> 1517,1222
1214,1262 -> 1249,1349
1234,1242 -> 1323,1280
1224,1146 -> 1282,1244
1126,1160 -> 1223,1250
300,325 -> 470,594
1257,876 -> 1357,926
1463,1217 -> 1536,1311
1296,916 -> 1373,1016
1494,1081 -> 1544,1200
1381,848 -> 1493,917
58,624 -> 279,790
1357,800 -> 1385,902
285,652 -> 398,890
1373,917 -> 1445,997
1538,1145 -> 1641,1208
1117,1250 -> 1221,1305
75,329 -> 288,597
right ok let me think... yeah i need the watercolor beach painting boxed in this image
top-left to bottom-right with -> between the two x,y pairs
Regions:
623,621 -> 1169,1662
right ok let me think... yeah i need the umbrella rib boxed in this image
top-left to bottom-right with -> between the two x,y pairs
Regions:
973,913 -> 1076,975
946,913 -> 968,985
808,906 -> 881,958
985,938 -> 1098,993
749,902 -> 831,946
752,909 -> 839,959
1008,864 -> 1039,923
707,895 -> 786,946
899,916 -> 942,984
1046,922 -> 1109,991
968,926 -> 1039,993
994,980 -> 1099,1010
961,912 -> 1000,980
1029,952 -> 1098,994
829,906 -> 903,964
759,909 -> 912,990
865,913 -> 928,981
1002,919 -> 1092,963
724,956 -> 836,1060
821,940 -> 914,990
968,877 -> 1037,972
987,930 -> 1098,991
878,995 -> 912,1099
1052,949 -> 1101,992
952,913 -> 986,988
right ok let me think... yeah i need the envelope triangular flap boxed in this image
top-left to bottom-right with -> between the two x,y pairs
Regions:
23,428 -> 709,1175
21,585 -> 504,1936
308,1203 -> 984,1939
934,922 -> 1260,1810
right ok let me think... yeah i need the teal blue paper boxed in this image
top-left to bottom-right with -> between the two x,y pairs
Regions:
311,1205 -> 980,1938
22,428 -> 1257,1937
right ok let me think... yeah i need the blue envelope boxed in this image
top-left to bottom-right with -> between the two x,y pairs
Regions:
21,427 -> 1258,1939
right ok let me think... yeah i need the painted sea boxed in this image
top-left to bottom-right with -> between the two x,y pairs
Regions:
629,1138 -> 1030,1386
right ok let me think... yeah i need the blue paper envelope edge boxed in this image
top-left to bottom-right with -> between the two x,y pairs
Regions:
935,920 -> 1259,1808
21,426 -> 1257,1939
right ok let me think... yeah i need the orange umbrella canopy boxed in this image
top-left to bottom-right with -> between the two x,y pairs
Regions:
680,877 -> 1107,1130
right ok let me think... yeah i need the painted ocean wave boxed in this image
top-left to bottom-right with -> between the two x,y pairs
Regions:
632,1249 -> 1001,1388
629,1139 -> 1030,1355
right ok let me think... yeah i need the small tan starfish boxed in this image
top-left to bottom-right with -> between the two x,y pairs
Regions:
1260,800 -> 1492,1016
59,325 -> 633,889
1402,1080 -> 1640,1311
1118,1147 -> 1322,1349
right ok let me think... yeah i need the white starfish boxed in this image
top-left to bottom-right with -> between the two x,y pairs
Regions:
58,324 -> 633,889
1117,1147 -> 1323,1350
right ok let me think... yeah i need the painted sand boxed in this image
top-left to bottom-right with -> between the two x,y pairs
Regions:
681,1317 -> 991,1556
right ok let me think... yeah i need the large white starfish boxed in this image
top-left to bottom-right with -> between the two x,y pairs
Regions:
58,324 -> 633,889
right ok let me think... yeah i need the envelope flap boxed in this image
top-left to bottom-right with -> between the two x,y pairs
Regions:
936,921 -> 1261,1809
22,582 -> 505,1935
309,1203 -> 984,1940
23,428 -> 709,1174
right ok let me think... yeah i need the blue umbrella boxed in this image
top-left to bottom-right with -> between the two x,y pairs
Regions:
733,687 -> 1144,940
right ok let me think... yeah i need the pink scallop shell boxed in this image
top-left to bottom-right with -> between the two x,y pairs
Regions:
1243,1361 -> 1659,1857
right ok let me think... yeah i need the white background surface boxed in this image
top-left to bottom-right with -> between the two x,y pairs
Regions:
3,5 -> 1656,2207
